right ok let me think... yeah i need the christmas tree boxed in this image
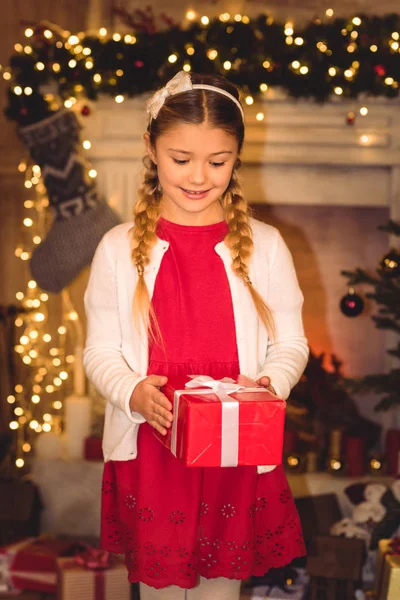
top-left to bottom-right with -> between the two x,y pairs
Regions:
341,219 -> 400,411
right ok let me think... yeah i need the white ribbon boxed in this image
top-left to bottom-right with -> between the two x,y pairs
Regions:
170,375 -> 265,467
146,71 -> 193,119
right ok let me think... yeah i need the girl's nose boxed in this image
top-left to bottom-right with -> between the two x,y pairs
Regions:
188,163 -> 206,185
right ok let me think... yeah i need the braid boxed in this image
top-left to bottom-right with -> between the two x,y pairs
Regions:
222,162 -> 276,339
131,155 -> 162,341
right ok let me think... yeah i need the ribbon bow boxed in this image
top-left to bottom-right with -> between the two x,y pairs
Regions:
185,375 -> 243,395
146,71 -> 193,119
74,546 -> 111,571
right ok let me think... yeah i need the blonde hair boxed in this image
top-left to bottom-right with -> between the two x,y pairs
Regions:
131,73 -> 276,342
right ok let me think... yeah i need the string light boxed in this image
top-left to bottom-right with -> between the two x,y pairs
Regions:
168,54 -> 178,63
360,134 -> 370,145
299,66 -> 309,74
25,28 -> 34,38
360,106 -> 368,116
223,61 -> 232,70
114,95 -> 124,103
207,49 -> 218,60
200,16 -> 209,25
183,63 -> 191,72
352,17 -> 362,26
245,96 -> 254,105
234,14 -> 242,22
99,28 -> 107,36
256,112 -> 264,121
83,140 -> 91,149
294,37 -> 304,46
219,13 -> 230,22
334,86 -> 343,95
259,83 -> 268,92
113,33 -> 121,42
392,32 -> 400,40
284,23 -> 294,36
326,9 -> 334,18
370,45 -> 378,52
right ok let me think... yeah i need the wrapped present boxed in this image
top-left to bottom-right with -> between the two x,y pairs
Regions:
376,538 -> 400,600
57,547 -> 130,600
155,375 -> 286,467
241,568 -> 309,599
0,481 -> 41,546
0,536 -> 86,594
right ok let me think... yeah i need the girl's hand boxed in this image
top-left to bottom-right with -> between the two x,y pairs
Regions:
255,375 -> 277,396
129,375 -> 173,436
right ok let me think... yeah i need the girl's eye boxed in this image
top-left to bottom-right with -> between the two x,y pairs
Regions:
210,162 -> 225,168
172,158 -> 189,165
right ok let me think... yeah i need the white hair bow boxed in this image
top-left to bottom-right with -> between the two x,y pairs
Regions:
146,71 -> 193,120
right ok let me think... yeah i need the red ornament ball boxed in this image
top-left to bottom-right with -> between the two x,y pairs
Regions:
81,105 -> 91,117
374,65 -> 386,77
340,291 -> 364,317
346,111 -> 356,126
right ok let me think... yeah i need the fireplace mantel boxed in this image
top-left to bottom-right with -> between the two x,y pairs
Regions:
80,94 -> 400,224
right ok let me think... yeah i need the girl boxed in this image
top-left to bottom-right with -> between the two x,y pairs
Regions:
83,70 -> 309,600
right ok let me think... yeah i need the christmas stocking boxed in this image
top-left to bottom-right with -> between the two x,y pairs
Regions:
19,109 -> 120,293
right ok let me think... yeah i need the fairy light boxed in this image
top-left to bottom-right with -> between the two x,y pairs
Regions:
334,86 -> 343,95
14,407 -> 24,416
35,62 -> 45,71
186,10 -> 196,20
183,63 -> 191,72
99,28 -> 107,36
115,95 -> 124,103
294,37 -> 304,46
24,46 -> 32,54
113,33 -> 122,42
286,36 -> 293,45
7,395 -> 16,404
200,16 -> 209,25
370,45 -> 378,52
16,458 -> 24,468
9,421 -> 19,430
187,47 -> 195,55
207,49 -> 218,60
245,96 -> 254,105
52,63 -> 61,73
88,168 -> 97,177
14,44 -> 23,52
300,66 -> 309,75
352,17 -> 362,26
24,87 -> 33,96
168,54 -> 178,63
68,59 -> 77,68
22,443 -> 31,452
385,77 -> 394,85
223,61 -> 232,70
53,401 -> 62,409
263,60 -> 270,69
260,83 -> 268,92
256,112 -> 264,121
284,23 -> 294,36
85,60 -> 94,69
42,423 -> 51,432
219,13 -> 230,22
29,420 -> 39,430
360,106 -> 368,116
31,395 -> 41,403
317,42 -> 328,52
25,28 -> 34,38
326,8 -> 334,17
360,134 -> 370,145
14,86 -> 22,96
68,35 -> 79,45
392,32 -> 400,40
234,14 -> 242,22
3,71 -> 11,80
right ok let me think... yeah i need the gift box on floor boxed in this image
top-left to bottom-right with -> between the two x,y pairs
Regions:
295,494 -> 342,547
375,538 -> 400,600
241,568 -> 309,599
57,552 -> 130,600
0,481 -> 42,547
307,535 -> 365,600
0,536 -> 87,594
155,375 -> 286,467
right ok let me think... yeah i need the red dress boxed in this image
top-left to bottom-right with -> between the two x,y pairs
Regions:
101,217 -> 306,589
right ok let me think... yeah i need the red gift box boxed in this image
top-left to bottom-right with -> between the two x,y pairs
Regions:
154,375 -> 286,467
0,536 -> 86,594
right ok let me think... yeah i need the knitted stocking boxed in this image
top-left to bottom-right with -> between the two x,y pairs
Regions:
19,109 -> 120,293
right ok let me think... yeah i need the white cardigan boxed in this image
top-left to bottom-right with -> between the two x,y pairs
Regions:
83,217 -> 309,473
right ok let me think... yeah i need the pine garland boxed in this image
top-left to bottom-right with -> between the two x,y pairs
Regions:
2,12 -> 400,126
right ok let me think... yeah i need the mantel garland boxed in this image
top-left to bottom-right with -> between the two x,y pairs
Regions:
2,11 -> 400,127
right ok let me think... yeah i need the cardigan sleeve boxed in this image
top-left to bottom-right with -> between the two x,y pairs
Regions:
83,235 -> 146,424
256,230 -> 309,400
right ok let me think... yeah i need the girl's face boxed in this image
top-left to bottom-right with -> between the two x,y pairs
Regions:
144,123 -> 239,225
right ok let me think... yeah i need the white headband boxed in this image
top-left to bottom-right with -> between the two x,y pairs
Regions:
146,70 -> 244,121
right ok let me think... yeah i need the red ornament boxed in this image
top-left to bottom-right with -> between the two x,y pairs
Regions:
20,108 -> 28,116
134,60 -> 144,68
81,105 -> 91,117
346,111 -> 356,125
374,65 -> 386,77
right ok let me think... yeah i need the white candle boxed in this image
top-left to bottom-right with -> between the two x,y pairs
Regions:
64,395 -> 92,459
73,344 -> 86,397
